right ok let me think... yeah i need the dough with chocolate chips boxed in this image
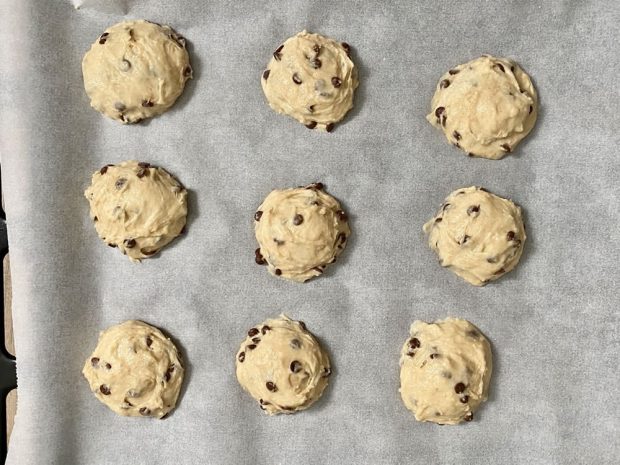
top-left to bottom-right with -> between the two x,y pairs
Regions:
399,318 -> 492,425
236,315 -> 331,415
423,186 -> 526,286
261,30 -> 358,132
254,183 -> 350,282
427,55 -> 537,159
82,20 -> 192,124
84,160 -> 187,261
82,320 -> 184,418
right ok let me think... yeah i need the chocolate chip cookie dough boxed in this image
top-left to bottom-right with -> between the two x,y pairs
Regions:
84,160 -> 187,261
236,315 -> 331,415
261,30 -> 358,131
423,186 -> 526,286
82,20 -> 192,124
83,320 -> 184,418
399,318 -> 492,425
254,183 -> 350,282
427,55 -> 537,159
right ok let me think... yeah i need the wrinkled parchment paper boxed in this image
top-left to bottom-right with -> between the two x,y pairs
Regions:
1,1 -> 618,464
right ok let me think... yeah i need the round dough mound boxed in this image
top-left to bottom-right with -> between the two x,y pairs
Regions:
236,315 -> 331,415
261,30 -> 358,131
82,20 -> 192,124
423,186 -> 526,286
82,320 -> 184,418
254,183 -> 351,282
427,55 -> 537,159
84,160 -> 187,261
399,318 -> 492,425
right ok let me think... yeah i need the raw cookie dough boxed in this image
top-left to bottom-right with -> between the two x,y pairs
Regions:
254,183 -> 350,282
399,318 -> 492,425
236,315 -> 331,415
427,55 -> 538,159
82,20 -> 192,124
82,320 -> 184,418
423,186 -> 526,286
261,30 -> 358,132
84,160 -> 187,261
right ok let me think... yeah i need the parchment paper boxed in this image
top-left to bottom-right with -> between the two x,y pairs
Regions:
1,1 -> 619,464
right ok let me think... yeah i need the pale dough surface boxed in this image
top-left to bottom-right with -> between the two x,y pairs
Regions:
254,183 -> 350,282
82,20 -> 192,124
399,318 -> 492,425
423,186 -> 526,286
82,320 -> 184,418
427,55 -> 538,159
235,315 -> 331,415
84,160 -> 187,261
261,30 -> 358,131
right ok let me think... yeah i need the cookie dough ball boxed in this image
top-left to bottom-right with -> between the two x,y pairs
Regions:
399,318 -> 492,425
82,320 -> 184,418
261,30 -> 358,132
82,20 -> 192,124
423,186 -> 526,286
84,160 -> 187,261
236,315 -> 331,415
254,183 -> 350,282
427,55 -> 537,159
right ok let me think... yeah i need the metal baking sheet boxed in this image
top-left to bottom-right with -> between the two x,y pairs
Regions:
0,0 -> 618,464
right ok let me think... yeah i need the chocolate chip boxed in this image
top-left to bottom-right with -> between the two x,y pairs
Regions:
306,121 -> 317,129
308,105 -> 315,113
443,203 -> 451,211
454,382 -> 466,394
331,77 -> 342,88
238,352 -> 245,362
310,58 -> 322,69
140,248 -> 157,256
464,412 -> 473,422
266,381 -> 277,392
407,351 -> 416,357
448,69 -> 460,75
137,162 -> 150,169
507,231 -> 516,241
293,214 -> 304,225
298,321 -> 307,331
273,238 -> 284,246
248,328 -> 259,337
440,79 -> 450,88
99,37 -> 107,45
91,357 -> 100,366
146,336 -> 153,347
247,344 -> 257,350
183,66 -> 192,77
254,211 -> 263,221
500,143 -> 511,153
441,114 -> 447,127
467,205 -> 480,216
290,361 -> 302,373
430,353 -> 440,359
252,338 -> 260,345
341,42 -> 351,55
326,122 -> 335,132
261,325 -> 271,335
494,63 -> 505,73
114,102 -> 126,112
468,153 -> 475,157
307,182 -> 324,190
292,73 -> 302,85
100,384 -> 111,395
529,105 -> 533,114
124,238 -> 136,248
107,243 -> 117,248
486,257 -> 497,264
275,268 -> 282,276
137,168 -> 149,178
290,339 -> 301,349
435,106 -> 445,118
313,44 -> 321,54
409,338 -> 421,348
435,217 -> 442,223
273,45 -> 284,61
460,395 -> 469,404
255,248 -> 267,265
461,235 -> 470,245
262,69 -> 270,80
142,100 -> 154,107
105,363 -> 112,369
510,65 -> 515,73
164,365 -> 174,382
478,187 -> 489,192
453,130 -> 461,140
322,367 -> 332,378
494,267 -> 506,275
139,407 -> 151,416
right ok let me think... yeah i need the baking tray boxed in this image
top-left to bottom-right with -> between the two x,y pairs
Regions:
1,1 -> 619,464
